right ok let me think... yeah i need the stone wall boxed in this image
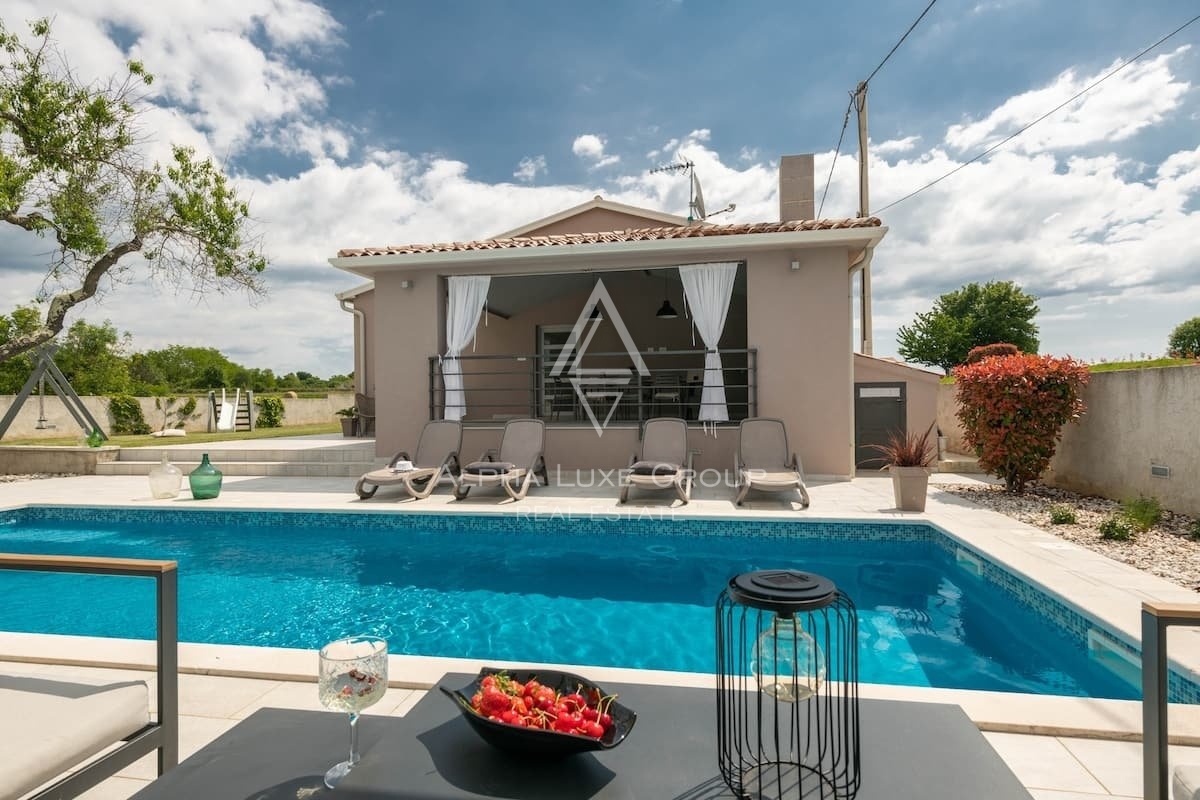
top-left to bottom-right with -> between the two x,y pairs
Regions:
937,366 -> 1200,516
0,392 -> 356,440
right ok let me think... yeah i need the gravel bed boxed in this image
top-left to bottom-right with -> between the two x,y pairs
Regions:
939,483 -> 1200,592
0,473 -> 75,483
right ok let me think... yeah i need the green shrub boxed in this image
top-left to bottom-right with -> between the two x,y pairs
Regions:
1098,515 -> 1135,541
108,395 -> 150,435
256,396 -> 284,428
1048,504 -> 1077,525
1121,494 -> 1162,532
1189,520 -> 1200,541
153,395 -> 199,431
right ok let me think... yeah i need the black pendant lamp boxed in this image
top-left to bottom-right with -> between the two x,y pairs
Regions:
656,275 -> 678,319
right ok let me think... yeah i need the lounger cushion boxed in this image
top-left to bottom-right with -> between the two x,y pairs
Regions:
464,461 -> 516,476
631,460 -> 679,476
1176,764 -> 1200,800
360,466 -> 437,485
0,668 -> 149,799
744,469 -> 802,486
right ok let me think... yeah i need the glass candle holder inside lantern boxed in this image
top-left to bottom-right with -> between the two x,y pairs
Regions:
716,570 -> 860,800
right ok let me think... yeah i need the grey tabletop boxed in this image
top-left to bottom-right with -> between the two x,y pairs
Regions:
132,674 -> 1033,800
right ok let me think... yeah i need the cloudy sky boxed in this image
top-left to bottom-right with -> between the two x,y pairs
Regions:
0,0 -> 1197,377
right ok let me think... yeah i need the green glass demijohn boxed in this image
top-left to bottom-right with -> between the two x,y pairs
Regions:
188,453 -> 223,500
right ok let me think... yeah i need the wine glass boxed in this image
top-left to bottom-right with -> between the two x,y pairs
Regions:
317,635 -> 389,788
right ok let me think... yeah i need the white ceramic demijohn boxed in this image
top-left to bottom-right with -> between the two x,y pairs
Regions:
148,453 -> 183,499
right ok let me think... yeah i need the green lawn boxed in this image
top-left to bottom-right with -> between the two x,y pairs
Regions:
1087,357 -> 1197,372
938,356 -> 1196,382
3,422 -> 341,448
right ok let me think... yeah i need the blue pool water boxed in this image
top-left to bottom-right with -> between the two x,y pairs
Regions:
0,507 -> 1150,700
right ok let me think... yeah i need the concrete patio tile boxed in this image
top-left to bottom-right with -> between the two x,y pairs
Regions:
179,673 -> 281,718
983,732 -> 1106,794
1027,791 -> 1138,800
228,678 -> 326,717
77,775 -> 150,800
391,688 -> 428,717
227,679 -> 413,718
1057,737 -> 1143,796
117,714 -> 241,781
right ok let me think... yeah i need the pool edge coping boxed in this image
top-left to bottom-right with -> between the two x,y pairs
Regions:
3,632 -> 1200,746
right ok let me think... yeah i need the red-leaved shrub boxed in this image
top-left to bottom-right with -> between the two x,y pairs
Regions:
953,353 -> 1089,493
963,342 -> 1021,365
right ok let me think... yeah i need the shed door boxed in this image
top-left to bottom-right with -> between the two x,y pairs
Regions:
855,382 -> 906,468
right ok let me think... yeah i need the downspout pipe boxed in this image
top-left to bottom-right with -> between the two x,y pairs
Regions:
339,297 -> 367,394
848,245 -> 875,356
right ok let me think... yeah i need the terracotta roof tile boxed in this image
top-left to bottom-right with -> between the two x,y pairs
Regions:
336,217 -> 882,258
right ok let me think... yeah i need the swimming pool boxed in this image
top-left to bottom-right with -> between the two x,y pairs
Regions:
0,506 -> 1177,701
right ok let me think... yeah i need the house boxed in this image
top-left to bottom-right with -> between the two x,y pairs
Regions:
330,155 -> 938,480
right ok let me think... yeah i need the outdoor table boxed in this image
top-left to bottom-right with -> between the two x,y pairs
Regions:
131,673 -> 1033,799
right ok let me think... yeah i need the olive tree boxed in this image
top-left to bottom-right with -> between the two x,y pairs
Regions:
0,18 -> 266,363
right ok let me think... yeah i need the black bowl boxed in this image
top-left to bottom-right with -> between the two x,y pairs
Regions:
438,667 -> 637,757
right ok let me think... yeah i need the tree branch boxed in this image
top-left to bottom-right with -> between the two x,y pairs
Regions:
1,210 -> 53,231
0,237 -> 143,363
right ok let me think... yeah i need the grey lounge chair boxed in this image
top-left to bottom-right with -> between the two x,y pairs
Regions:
619,417 -> 696,505
355,420 -> 462,500
734,417 -> 810,508
453,418 -> 547,501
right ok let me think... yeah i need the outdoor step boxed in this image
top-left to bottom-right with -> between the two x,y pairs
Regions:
114,445 -> 377,465
89,436 -> 386,477
95,459 -> 383,478
938,452 -> 984,474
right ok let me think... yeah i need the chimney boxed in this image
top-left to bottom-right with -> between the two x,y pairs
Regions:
779,154 -> 815,222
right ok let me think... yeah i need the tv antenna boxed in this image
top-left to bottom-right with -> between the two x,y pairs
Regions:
650,160 -> 706,221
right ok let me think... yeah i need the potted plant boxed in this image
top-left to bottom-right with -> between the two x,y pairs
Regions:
866,423 -> 937,512
336,407 -> 358,438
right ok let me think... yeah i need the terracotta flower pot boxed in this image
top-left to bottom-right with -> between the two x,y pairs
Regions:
889,465 -> 931,512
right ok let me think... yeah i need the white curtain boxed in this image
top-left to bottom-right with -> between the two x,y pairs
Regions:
678,262 -> 738,423
443,275 -> 491,420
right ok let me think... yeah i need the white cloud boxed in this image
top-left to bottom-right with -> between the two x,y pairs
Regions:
873,136 -> 922,156
2,0 -> 343,159
513,155 -> 547,182
571,134 -> 620,168
2,3 -> 1198,377
738,146 -> 760,162
945,48 -> 1191,155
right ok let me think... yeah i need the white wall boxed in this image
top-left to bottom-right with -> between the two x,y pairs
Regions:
0,392 -> 355,439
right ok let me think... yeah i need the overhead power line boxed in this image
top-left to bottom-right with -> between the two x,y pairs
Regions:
817,96 -> 854,218
818,0 -> 939,217
864,0 -> 939,88
875,12 -> 1200,214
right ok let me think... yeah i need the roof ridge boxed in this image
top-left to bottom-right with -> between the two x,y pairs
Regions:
337,217 -> 882,258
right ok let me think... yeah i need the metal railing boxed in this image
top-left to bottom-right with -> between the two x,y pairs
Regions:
0,553 -> 179,797
428,348 -> 757,424
1142,601 -> 1200,800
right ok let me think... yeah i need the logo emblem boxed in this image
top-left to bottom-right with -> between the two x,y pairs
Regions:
550,279 -> 649,435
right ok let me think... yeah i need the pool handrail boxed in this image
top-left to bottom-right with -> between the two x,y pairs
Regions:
1141,600 -> 1200,800
0,553 -> 179,798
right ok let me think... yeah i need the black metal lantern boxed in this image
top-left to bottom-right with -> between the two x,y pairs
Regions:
716,570 -> 860,800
